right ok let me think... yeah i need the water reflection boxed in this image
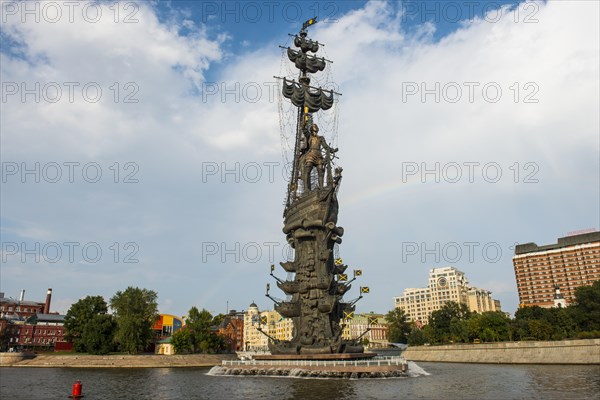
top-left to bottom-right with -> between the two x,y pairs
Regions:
1,364 -> 599,400
286,378 -> 356,400
526,365 -> 600,397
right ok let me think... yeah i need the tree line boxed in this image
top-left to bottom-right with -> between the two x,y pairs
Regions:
386,280 -> 600,345
64,286 -> 227,355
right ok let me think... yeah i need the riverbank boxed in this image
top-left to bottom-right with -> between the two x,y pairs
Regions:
402,338 -> 600,364
0,353 -> 236,368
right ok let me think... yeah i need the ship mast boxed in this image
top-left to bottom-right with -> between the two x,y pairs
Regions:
275,17 -> 337,209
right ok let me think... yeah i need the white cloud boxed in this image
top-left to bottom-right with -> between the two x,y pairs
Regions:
1,1 -> 598,316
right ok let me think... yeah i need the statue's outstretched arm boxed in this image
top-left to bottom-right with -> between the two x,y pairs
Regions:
320,137 -> 338,153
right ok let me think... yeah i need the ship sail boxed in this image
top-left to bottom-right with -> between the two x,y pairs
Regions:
294,35 -> 320,53
287,48 -> 326,73
282,78 -> 334,112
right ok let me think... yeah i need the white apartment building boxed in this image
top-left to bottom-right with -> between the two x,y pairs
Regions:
242,302 -> 294,351
394,267 -> 500,324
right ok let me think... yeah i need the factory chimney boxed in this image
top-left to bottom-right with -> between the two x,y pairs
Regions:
44,288 -> 52,314
19,290 -> 25,302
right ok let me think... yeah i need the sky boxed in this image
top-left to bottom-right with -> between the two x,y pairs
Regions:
1,0 -> 599,318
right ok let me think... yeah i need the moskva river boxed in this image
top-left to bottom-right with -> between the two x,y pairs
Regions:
1,362 -> 598,399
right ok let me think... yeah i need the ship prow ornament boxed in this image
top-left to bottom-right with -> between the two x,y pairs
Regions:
265,17 -> 369,355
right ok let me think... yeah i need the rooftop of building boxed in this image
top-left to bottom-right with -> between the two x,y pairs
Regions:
467,287 -> 492,293
514,231 -> 600,255
0,314 -> 27,322
0,298 -> 44,307
26,313 -> 65,324
429,266 -> 465,275
218,316 -> 244,330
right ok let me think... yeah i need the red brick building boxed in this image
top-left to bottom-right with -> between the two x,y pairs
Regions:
0,294 -> 45,319
513,232 -> 600,308
217,311 -> 244,352
0,288 -> 70,351
15,314 -> 68,348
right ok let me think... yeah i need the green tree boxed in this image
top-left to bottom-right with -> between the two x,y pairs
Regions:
511,318 -> 529,341
546,308 -> 576,340
570,280 -> 600,332
407,324 -> 433,346
385,308 -> 411,344
429,302 -> 471,344
514,305 -> 547,321
206,333 -> 226,353
171,328 -> 192,354
182,307 -> 226,353
514,304 -> 579,340
514,306 -> 553,340
80,314 -> 116,355
110,287 -> 159,354
449,319 -> 470,343
468,312 -> 511,342
528,319 -> 553,340
0,328 -> 11,352
64,296 -> 110,352
212,313 -> 226,328
185,307 -> 214,352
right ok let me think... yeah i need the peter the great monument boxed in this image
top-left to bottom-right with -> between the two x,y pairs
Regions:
215,18 -> 408,378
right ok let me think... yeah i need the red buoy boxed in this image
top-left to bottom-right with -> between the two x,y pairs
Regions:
69,380 -> 84,398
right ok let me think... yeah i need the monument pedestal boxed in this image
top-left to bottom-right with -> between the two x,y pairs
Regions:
213,355 -> 409,379
254,352 -> 377,361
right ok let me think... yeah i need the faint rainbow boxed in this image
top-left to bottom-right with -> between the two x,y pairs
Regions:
340,176 -> 438,208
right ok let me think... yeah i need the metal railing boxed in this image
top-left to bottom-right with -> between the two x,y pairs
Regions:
222,356 -> 407,368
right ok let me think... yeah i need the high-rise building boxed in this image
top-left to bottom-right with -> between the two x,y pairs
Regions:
393,267 -> 500,324
467,287 -> 497,313
513,231 -> 600,308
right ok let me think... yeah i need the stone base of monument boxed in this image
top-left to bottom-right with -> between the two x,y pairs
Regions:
213,355 -> 409,379
254,352 -> 377,361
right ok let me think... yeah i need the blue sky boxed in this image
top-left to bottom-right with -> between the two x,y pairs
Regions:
1,0 -> 598,318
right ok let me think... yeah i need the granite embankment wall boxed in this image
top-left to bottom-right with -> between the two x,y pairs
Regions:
0,353 -> 236,368
402,339 -> 600,364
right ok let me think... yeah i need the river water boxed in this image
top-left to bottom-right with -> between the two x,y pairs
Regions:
1,362 -> 598,399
